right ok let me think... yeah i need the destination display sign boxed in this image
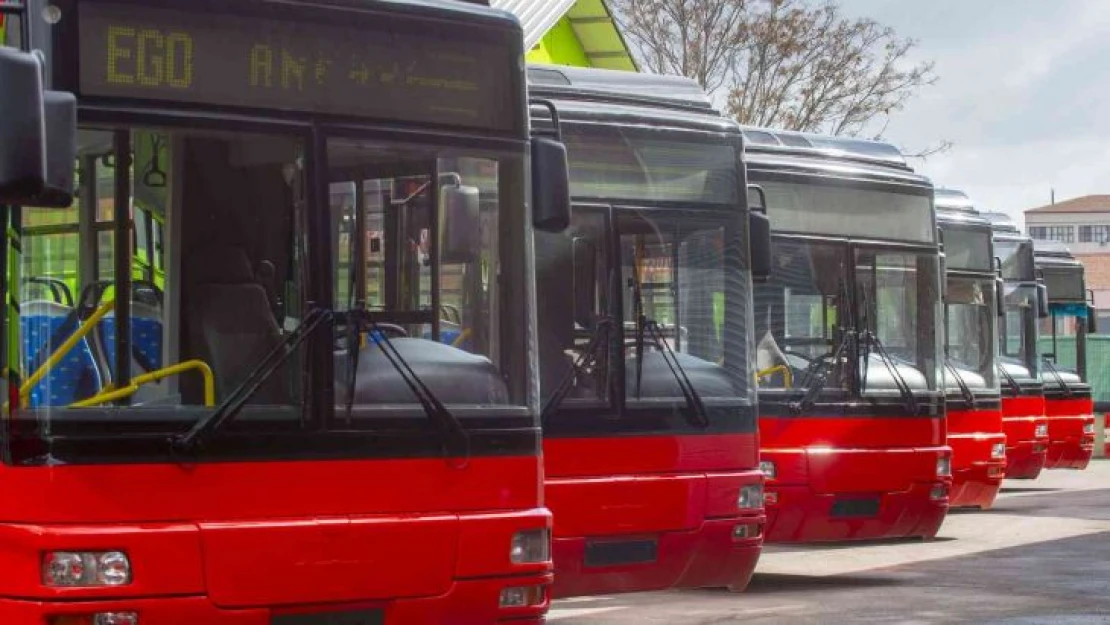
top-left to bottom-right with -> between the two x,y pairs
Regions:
1041,268 -> 1086,302
78,3 -> 516,130
942,226 -> 992,271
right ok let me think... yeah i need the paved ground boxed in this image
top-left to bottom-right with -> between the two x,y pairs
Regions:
548,460 -> 1110,624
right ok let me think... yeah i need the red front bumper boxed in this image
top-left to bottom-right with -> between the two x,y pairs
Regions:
551,516 -> 764,598
949,463 -> 1004,509
1043,401 -> 1095,470
947,434 -> 1005,509
0,573 -> 554,624
763,481 -> 948,542
1005,438 -> 1049,479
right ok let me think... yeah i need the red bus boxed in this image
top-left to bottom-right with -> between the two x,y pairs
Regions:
1034,242 -> 1098,470
984,213 -> 1051,479
934,190 -> 1006,509
748,130 -> 951,542
528,65 -> 767,596
0,1 -> 571,622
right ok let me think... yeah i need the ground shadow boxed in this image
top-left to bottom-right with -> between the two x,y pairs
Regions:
742,572 -> 906,594
1000,487 -> 1064,494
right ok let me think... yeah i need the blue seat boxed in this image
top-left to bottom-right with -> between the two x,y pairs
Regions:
96,302 -> 165,405
98,303 -> 164,378
20,300 -> 103,407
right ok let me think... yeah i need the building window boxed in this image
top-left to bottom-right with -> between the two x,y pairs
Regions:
1029,225 -> 1074,243
1079,225 -> 1110,243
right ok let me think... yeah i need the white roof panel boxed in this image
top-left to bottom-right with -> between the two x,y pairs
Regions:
490,0 -> 577,50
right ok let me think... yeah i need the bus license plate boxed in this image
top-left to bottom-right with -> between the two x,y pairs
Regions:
272,610 -> 384,625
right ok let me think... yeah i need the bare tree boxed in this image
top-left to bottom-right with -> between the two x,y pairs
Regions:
611,0 -> 939,140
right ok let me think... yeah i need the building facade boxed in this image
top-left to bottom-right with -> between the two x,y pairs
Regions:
1025,195 -> 1110,317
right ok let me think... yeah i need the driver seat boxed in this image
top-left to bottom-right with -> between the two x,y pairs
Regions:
187,245 -> 293,404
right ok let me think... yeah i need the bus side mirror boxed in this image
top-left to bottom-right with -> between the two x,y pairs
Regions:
36,90 -> 78,208
1087,305 -> 1098,334
747,184 -> 772,283
531,137 -> 570,233
996,278 -> 1005,318
441,184 -> 481,264
0,48 -> 46,203
1036,283 -> 1050,319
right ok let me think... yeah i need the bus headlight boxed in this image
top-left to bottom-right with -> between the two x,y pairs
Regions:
936,455 -> 952,478
1034,423 -> 1048,438
738,484 -> 764,510
510,529 -> 550,564
43,551 -> 131,587
1083,422 -> 1095,435
759,460 -> 776,479
991,443 -> 1006,459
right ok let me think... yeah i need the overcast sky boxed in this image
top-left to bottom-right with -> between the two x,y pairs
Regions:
837,0 -> 1110,226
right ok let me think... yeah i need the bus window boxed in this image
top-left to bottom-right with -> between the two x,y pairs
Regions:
18,127 -> 307,414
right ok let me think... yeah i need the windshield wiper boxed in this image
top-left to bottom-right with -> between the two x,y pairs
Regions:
346,309 -> 471,462
172,307 -> 331,454
945,360 -> 977,407
860,330 -> 919,416
856,278 -> 918,415
997,362 -> 1022,396
627,241 -> 708,429
637,316 -> 710,428
1041,357 -> 1073,398
789,329 -> 852,416
541,318 -> 613,424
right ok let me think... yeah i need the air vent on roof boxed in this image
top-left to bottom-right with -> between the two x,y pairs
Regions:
777,133 -> 813,148
742,130 -> 780,146
527,67 -> 571,86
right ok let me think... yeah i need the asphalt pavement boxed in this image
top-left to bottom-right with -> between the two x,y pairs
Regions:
548,460 -> 1110,624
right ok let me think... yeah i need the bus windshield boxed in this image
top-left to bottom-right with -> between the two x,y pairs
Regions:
1040,311 -> 1083,378
856,248 -> 941,394
999,284 -> 1041,382
754,241 -> 942,401
537,205 -> 752,424
11,125 -> 531,464
945,276 -> 999,392
328,138 -> 528,414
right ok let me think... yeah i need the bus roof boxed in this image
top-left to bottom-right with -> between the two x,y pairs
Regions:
1033,239 -> 1079,262
527,64 -> 736,135
935,188 -> 990,229
527,64 -> 717,114
741,127 -> 911,170
981,211 -> 1024,236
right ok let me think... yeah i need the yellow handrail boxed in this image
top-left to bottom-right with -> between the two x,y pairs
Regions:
70,359 -> 216,408
19,301 -> 114,407
757,364 -> 793,389
451,328 -> 472,348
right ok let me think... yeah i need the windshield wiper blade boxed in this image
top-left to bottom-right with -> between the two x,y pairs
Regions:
641,317 -> 709,428
789,330 -> 852,416
861,330 -> 919,415
997,362 -> 1022,396
1041,357 -> 1073,397
541,318 -> 613,424
348,310 -> 470,462
945,360 -> 977,407
172,307 -> 331,454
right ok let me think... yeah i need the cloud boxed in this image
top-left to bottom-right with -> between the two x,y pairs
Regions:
838,0 -> 1110,226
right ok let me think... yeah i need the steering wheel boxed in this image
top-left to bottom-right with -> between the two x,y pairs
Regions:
797,353 -> 836,386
